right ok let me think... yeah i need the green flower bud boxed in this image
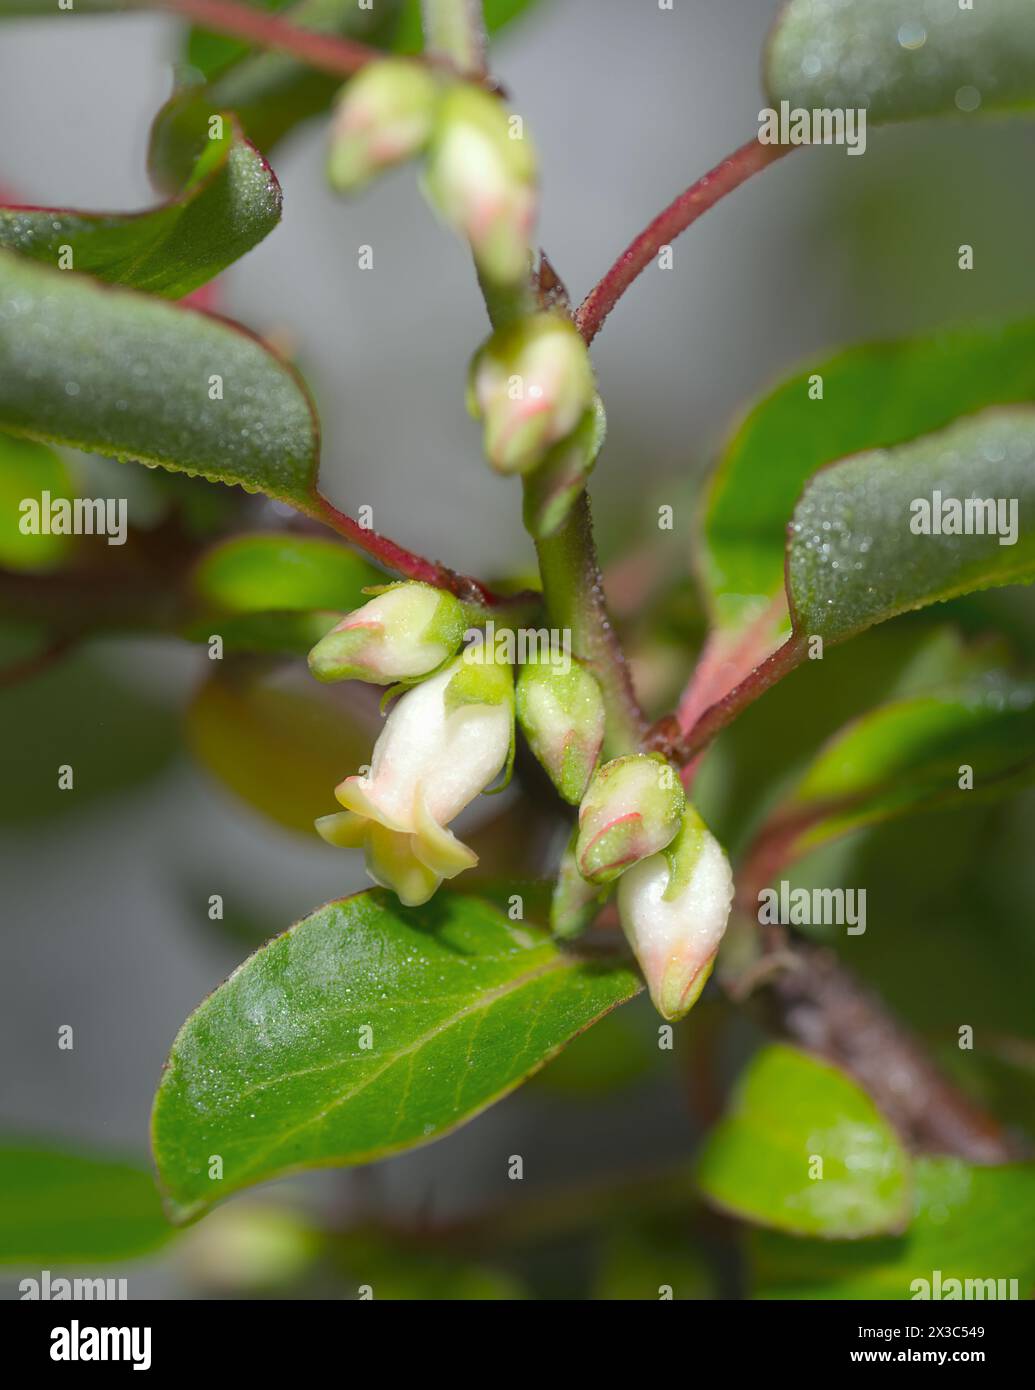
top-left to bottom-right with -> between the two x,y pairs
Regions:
423,83 -> 536,286
307,582 -> 465,684
522,397 -> 606,539
551,825 -> 608,940
516,656 -> 604,804
328,59 -> 440,193
576,753 -> 685,886
469,312 -> 596,475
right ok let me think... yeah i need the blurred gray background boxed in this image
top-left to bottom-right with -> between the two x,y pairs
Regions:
2,0 -> 1034,1296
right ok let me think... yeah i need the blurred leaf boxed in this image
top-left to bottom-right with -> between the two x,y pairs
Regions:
788,407 -> 1035,642
0,1142 -> 170,1263
594,1216 -> 713,1301
0,117 -> 279,297
0,432 -> 74,572
151,0 -> 404,189
752,1157 -> 1035,1299
0,250 -> 319,505
703,320 -> 1035,631
697,1044 -> 911,1238
332,1228 -> 525,1299
697,623 -> 997,854
152,890 -> 641,1220
770,673 -> 1035,860
530,1001 -> 658,1098
186,663 -> 378,833
155,0 -> 539,188
766,0 -> 1035,124
192,532 -> 379,613
0,646 -> 179,823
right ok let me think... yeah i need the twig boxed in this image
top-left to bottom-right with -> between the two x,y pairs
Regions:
575,138 -> 793,345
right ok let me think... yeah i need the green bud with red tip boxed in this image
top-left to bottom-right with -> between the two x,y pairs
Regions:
575,753 -> 685,886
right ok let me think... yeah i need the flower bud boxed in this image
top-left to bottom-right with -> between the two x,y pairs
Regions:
423,83 -> 536,285
469,313 -> 596,475
307,582 -> 466,685
617,807 -> 734,1021
575,753 -> 685,886
522,397 -> 606,539
328,59 -> 440,193
316,656 -> 513,906
516,656 -> 604,804
551,826 -> 607,940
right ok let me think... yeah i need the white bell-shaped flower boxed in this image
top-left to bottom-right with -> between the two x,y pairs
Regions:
316,657 -> 513,906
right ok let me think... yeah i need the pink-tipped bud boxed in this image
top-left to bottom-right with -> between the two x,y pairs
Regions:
575,753 -> 685,885
617,808 -> 734,1021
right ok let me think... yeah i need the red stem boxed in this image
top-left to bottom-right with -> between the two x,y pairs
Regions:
311,493 -> 538,615
575,138 -> 793,345
678,632 -> 806,761
136,0 -> 384,76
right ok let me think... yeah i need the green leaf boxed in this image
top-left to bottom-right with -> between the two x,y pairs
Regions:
0,1142 -> 170,1263
0,118 -> 280,297
697,1044 -> 911,1238
152,890 -> 641,1220
192,533 -> 380,614
0,250 -> 319,504
703,320 -> 1035,631
788,407 -> 1035,643
766,0 -> 1035,125
0,645 -> 179,823
774,674 -> 1035,858
594,1217 -> 713,1301
752,1157 -> 1035,1299
331,1228 -> 525,1299
0,432 -> 74,572
186,664 -> 379,834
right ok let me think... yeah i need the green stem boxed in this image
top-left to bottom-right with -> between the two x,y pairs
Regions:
532,492 -> 647,757
421,0 -> 488,77
428,0 -> 647,758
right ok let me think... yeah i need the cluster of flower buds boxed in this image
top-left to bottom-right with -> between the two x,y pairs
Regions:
564,753 -> 734,1021
328,62 -> 536,292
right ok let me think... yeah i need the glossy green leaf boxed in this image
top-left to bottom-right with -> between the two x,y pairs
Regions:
0,119 -> 280,297
0,432 -> 74,572
193,533 -> 379,614
703,320 -> 1035,631
0,1143 -> 170,1263
788,407 -> 1035,642
697,1044 -> 911,1238
766,0 -> 1035,125
186,664 -> 379,833
0,250 -> 319,504
775,675 -> 1035,858
752,1157 -> 1035,1299
152,890 -> 641,1220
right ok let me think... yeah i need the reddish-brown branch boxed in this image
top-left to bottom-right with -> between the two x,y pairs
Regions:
575,139 -> 793,345
311,493 -> 539,616
133,0 -> 386,77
